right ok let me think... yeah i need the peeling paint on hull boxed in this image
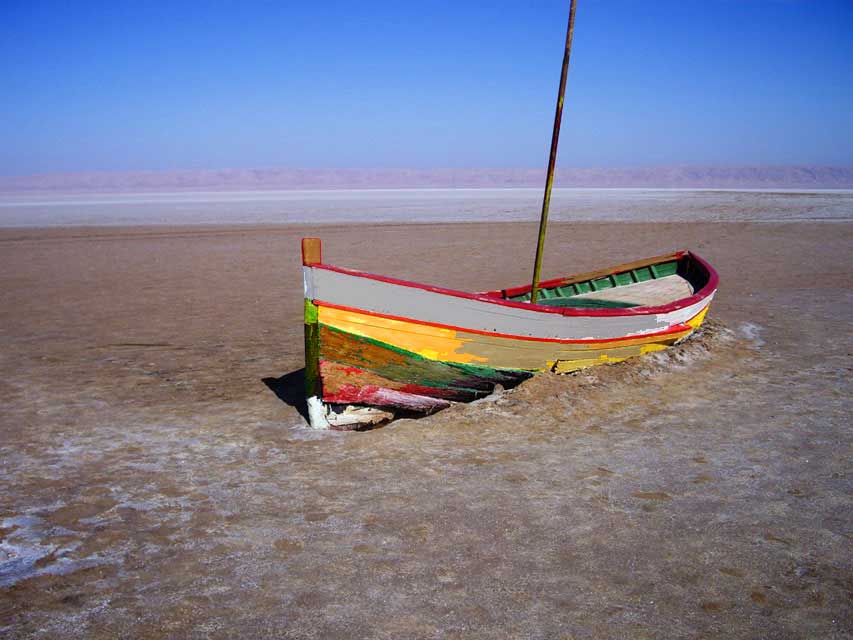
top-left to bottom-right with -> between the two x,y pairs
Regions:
300,239 -> 718,425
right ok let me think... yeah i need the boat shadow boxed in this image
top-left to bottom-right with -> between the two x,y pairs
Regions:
262,368 -> 309,423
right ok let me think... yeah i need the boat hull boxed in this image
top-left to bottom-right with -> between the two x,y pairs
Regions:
301,240 -> 717,427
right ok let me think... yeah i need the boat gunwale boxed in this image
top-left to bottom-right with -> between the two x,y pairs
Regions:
307,250 -> 719,318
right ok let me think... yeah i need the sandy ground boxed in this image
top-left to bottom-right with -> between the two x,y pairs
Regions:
0,221 -> 851,638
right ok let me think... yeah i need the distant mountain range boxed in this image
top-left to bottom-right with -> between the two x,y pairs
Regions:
1,166 -> 852,193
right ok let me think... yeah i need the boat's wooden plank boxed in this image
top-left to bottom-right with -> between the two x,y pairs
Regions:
613,271 -> 634,287
320,359 -> 484,402
317,303 -> 700,370
651,261 -> 678,278
501,251 -> 683,298
326,406 -> 395,429
319,310 -> 698,374
537,298 -> 638,308
551,341 -> 670,372
633,266 -> 653,282
304,299 -> 322,400
572,274 -> 694,306
308,266 -> 683,340
301,238 -> 322,265
318,323 -> 531,391
324,383 -> 451,412
510,261 -> 684,302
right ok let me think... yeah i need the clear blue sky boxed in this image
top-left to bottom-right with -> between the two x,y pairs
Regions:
1,0 -> 851,175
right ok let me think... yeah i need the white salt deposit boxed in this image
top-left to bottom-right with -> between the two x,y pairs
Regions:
0,188 -> 851,227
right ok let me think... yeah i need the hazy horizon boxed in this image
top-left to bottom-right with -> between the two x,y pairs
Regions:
2,187 -> 851,228
2,165 -> 853,194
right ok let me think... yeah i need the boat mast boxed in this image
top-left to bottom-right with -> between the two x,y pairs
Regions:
530,0 -> 577,304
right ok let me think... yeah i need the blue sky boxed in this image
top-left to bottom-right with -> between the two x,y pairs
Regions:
1,0 -> 851,175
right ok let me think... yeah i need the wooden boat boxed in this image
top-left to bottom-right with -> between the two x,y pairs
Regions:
299,1 -> 720,429
302,238 -> 719,428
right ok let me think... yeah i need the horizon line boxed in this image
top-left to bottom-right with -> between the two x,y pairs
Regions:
2,164 -> 852,193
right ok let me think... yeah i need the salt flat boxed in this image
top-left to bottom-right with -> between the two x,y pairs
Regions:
0,187 -> 851,227
0,216 -> 851,638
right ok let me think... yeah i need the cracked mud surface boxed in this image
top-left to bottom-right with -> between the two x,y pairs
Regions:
0,221 -> 851,638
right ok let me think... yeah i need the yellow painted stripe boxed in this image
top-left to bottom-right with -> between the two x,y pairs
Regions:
318,304 -> 485,364
686,304 -> 710,329
550,342 -> 670,373
318,305 -> 697,371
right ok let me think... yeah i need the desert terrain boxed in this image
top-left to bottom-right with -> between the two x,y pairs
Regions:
0,219 -> 851,638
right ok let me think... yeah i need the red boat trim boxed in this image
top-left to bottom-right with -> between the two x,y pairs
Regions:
311,251 -> 718,317
324,384 -> 451,412
314,300 -> 696,345
319,359 -> 482,401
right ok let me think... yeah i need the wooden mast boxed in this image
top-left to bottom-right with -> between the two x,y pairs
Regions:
530,0 -> 578,304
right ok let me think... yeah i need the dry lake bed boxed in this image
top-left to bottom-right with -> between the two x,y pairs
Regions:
0,214 -> 851,638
